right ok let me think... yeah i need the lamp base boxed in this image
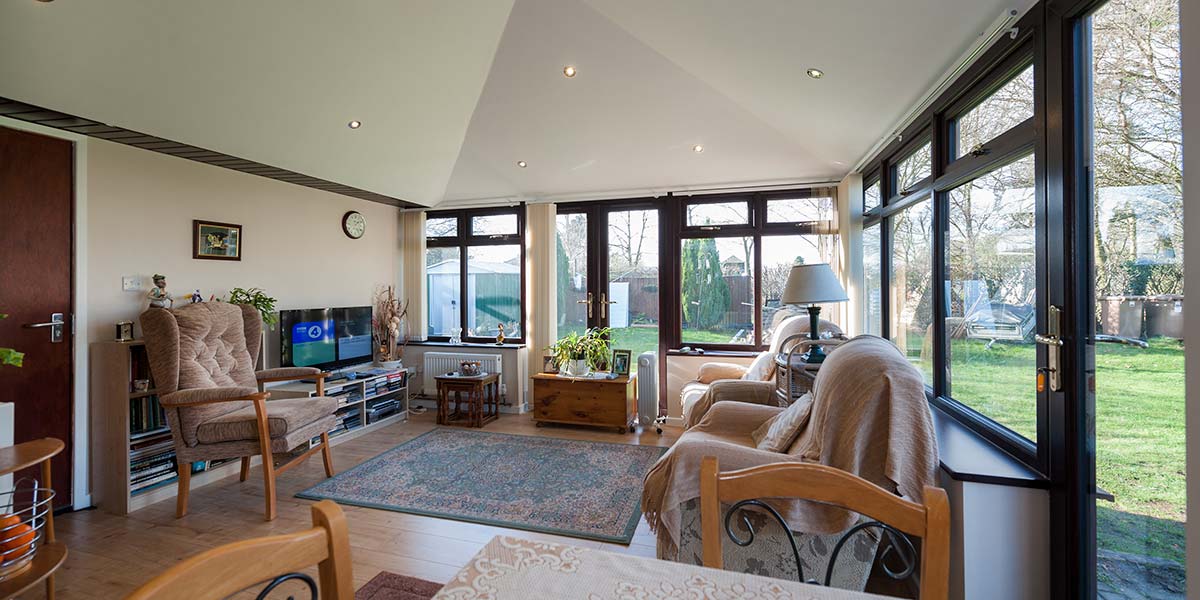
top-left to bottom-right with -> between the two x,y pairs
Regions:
804,305 -> 826,364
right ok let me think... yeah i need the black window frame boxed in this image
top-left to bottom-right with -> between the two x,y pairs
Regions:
672,189 -> 836,352
858,27 -> 1044,473
424,205 -> 527,344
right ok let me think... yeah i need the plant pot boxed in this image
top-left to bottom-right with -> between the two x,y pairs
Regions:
376,359 -> 403,370
562,359 -> 591,378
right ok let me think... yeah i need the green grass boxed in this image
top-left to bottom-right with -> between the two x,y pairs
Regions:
943,337 -> 1185,564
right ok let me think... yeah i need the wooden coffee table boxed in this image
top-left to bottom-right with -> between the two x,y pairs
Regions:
434,373 -> 500,428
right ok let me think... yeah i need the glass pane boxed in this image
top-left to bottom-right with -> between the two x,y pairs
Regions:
956,64 -> 1035,158
686,201 -> 750,227
761,235 -> 830,345
681,237 -> 754,345
607,209 -> 659,375
425,217 -> 457,238
889,198 -> 935,383
466,245 -> 521,338
864,224 -> 882,336
556,213 -> 589,340
864,179 -> 882,213
766,196 -> 833,224
471,213 -> 518,236
946,154 -> 1037,440
425,247 -> 461,336
894,141 -> 932,195
1088,0 -> 1184,595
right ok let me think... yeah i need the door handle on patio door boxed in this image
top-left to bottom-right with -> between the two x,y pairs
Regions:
577,292 -> 594,319
1035,305 -> 1063,392
599,293 -> 617,320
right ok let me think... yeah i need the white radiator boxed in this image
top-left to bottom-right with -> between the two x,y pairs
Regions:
422,352 -> 503,394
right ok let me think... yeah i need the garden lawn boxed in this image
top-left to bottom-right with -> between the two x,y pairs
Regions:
947,337 -> 1185,564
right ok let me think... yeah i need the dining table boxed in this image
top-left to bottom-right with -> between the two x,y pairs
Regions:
433,535 -> 890,600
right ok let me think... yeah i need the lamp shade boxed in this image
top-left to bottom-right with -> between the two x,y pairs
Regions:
781,263 -> 848,305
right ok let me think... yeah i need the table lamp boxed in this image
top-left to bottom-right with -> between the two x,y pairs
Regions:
781,263 -> 848,363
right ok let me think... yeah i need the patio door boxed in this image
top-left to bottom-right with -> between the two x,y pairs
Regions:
1074,1 -> 1185,597
556,203 -> 661,375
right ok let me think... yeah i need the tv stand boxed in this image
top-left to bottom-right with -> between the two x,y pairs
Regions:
267,364 -> 412,444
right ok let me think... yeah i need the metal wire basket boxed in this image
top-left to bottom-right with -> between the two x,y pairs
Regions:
0,477 -> 55,582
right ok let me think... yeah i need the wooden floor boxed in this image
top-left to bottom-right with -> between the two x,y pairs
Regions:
51,412 -> 680,599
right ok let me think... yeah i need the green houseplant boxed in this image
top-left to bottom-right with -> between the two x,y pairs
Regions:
547,327 -> 612,377
0,314 -> 22,367
227,287 -> 278,328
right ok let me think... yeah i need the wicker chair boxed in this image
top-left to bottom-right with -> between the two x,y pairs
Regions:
140,302 -> 337,521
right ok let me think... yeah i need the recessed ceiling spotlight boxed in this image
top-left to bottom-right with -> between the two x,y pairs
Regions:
692,145 -> 705,153
806,68 -> 824,80
563,65 -> 577,78
348,120 -> 362,129
517,160 -> 528,168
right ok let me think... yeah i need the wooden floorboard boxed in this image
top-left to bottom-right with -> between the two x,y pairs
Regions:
52,412 -> 679,599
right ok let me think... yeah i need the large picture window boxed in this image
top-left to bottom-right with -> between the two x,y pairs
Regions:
425,207 -> 525,342
674,190 -> 838,350
945,155 -> 1037,439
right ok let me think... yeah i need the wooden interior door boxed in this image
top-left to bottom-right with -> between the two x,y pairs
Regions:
0,126 -> 75,508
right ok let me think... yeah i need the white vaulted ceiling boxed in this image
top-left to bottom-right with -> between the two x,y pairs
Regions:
0,0 -> 1018,207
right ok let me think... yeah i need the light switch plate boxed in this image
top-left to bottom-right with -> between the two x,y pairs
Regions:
122,276 -> 143,291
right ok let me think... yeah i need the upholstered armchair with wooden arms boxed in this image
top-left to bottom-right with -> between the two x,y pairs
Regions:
140,302 -> 338,521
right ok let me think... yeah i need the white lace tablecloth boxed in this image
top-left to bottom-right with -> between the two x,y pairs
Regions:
433,535 -> 888,600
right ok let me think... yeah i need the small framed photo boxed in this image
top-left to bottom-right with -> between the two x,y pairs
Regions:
542,355 -> 558,374
611,349 -> 632,376
193,220 -> 242,261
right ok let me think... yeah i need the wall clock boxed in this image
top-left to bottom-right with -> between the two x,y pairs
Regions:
342,211 -> 366,239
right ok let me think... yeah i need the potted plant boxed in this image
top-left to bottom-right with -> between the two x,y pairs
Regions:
547,327 -> 612,377
373,285 -> 409,369
227,287 -> 278,329
0,314 -> 22,368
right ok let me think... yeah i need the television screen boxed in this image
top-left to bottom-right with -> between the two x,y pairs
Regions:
280,306 -> 373,370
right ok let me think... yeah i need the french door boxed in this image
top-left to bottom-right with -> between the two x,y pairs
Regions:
556,203 -> 662,375
1068,0 -> 1185,597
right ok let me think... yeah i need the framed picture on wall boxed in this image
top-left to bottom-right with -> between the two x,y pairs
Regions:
193,220 -> 242,261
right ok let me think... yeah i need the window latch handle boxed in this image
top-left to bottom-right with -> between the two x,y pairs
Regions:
577,292 -> 594,319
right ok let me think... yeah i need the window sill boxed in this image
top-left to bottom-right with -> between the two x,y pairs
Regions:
408,340 -> 527,349
931,404 -> 1048,489
666,349 -> 760,358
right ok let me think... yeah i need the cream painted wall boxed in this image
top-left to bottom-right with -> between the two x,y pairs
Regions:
86,138 -> 402,354
838,173 -> 864,337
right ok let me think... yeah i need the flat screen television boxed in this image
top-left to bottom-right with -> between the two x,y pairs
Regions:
279,306 -> 374,371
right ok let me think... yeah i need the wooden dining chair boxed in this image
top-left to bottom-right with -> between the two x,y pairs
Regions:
124,500 -> 353,600
699,456 -> 950,600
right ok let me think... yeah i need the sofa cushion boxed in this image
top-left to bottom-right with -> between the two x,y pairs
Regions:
742,350 -> 776,381
196,396 -> 337,445
697,362 -> 748,384
752,392 -> 813,452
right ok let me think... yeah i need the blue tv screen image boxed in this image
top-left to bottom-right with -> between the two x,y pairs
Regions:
279,306 -> 373,370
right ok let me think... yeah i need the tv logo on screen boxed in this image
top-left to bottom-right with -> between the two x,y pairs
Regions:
293,320 -> 332,343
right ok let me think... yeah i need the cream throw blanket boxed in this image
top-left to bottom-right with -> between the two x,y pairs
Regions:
643,335 -> 939,558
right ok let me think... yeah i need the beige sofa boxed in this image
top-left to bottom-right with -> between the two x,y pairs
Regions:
679,314 -> 842,426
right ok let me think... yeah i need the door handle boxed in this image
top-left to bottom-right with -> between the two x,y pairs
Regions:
577,292 -> 594,319
599,293 -> 617,320
23,313 -> 64,343
1034,306 -> 1063,392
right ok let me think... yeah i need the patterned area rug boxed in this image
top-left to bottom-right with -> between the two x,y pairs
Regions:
297,428 -> 666,544
355,572 -> 442,600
